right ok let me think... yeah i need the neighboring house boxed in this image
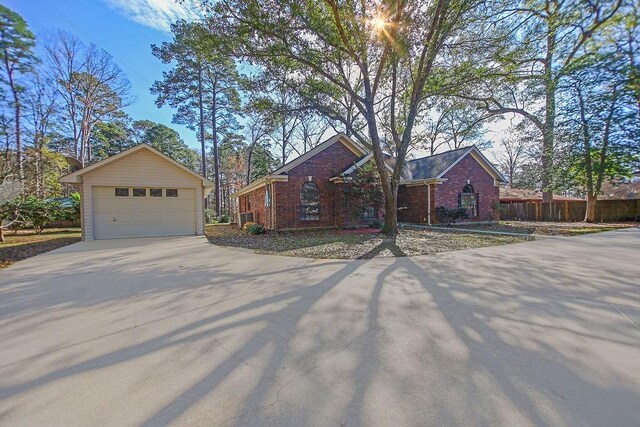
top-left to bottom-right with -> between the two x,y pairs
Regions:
500,188 -> 584,204
599,180 -> 640,200
60,144 -> 214,240
233,133 -> 506,230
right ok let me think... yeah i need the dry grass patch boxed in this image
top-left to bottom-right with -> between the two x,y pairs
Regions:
1,228 -> 81,269
438,221 -> 635,236
206,225 -> 529,259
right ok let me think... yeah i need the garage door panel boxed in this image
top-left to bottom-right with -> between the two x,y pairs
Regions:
92,187 -> 196,239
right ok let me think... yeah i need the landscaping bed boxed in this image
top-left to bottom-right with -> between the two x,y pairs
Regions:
0,228 -> 81,269
430,221 -> 635,236
205,225 -> 529,259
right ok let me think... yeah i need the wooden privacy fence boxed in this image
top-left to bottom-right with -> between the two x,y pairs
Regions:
500,199 -> 640,222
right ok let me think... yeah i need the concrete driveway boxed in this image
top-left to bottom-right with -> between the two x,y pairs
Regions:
0,229 -> 639,426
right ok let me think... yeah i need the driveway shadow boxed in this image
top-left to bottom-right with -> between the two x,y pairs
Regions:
0,231 -> 639,425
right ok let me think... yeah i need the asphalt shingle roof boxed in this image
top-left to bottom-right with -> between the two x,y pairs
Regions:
404,147 -> 470,180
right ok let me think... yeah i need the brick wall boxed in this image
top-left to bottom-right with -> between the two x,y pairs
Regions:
397,154 -> 499,224
238,185 -> 268,226
237,141 -> 367,230
437,155 -> 499,222
238,145 -> 500,228
397,184 -> 436,223
273,142 -> 363,229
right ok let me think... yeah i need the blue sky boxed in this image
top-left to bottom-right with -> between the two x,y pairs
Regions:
5,0 -> 201,148
6,0 -> 511,159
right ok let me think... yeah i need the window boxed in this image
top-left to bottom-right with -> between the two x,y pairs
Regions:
362,205 -> 377,219
300,181 -> 320,220
166,189 -> 178,197
115,188 -> 129,197
265,186 -> 271,207
133,188 -> 146,197
150,188 -> 162,197
458,182 -> 478,217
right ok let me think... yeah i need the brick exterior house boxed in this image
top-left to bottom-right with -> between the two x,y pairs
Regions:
234,134 -> 506,230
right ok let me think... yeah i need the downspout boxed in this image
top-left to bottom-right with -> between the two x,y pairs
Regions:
427,183 -> 432,226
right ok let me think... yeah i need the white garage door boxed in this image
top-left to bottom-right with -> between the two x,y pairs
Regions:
92,186 -> 196,239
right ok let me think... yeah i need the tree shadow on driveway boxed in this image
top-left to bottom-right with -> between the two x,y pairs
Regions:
0,232 -> 639,425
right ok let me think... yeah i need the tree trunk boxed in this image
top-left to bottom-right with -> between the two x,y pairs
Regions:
584,192 -> 596,223
0,226 -> 4,244
197,65 -> 207,209
364,102 -> 398,236
3,52 -> 23,180
14,101 -> 22,181
541,92 -> 555,203
541,16 -> 557,204
35,147 -> 41,197
381,185 -> 399,236
212,79 -> 220,217
246,142 -> 255,185
281,122 -> 286,165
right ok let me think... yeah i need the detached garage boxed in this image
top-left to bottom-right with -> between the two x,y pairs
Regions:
60,144 -> 214,240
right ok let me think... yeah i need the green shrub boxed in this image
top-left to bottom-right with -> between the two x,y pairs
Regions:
436,206 -> 468,225
59,192 -> 81,223
20,197 -> 61,234
370,219 -> 383,229
243,221 -> 265,235
205,208 -> 218,224
218,214 -> 230,223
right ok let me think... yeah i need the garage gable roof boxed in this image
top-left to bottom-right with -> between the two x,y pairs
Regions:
60,144 -> 215,188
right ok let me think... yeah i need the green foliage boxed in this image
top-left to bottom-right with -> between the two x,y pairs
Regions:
558,44 -> 640,199
0,4 -> 37,79
23,147 -> 69,197
205,208 -> 218,224
242,221 -> 265,235
18,197 -> 60,233
59,192 -> 81,223
206,209 -> 231,224
436,207 -> 468,225
337,162 -> 384,221
135,120 -> 201,171
90,120 -> 134,162
206,0 -> 494,235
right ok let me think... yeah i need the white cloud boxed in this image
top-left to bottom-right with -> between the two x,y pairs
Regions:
103,0 -> 202,33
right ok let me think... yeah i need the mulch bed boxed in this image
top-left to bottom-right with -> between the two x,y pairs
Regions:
0,229 -> 81,269
206,225 -> 529,259
433,221 -> 635,236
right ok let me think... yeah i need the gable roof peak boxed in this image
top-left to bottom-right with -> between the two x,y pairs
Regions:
59,143 -> 215,188
269,133 -> 368,176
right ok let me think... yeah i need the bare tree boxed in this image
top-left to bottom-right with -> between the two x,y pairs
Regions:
296,113 -> 329,154
24,72 -> 58,196
495,124 -> 529,187
245,113 -> 272,184
45,31 -> 132,165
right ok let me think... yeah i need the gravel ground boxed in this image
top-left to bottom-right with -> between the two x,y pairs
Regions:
432,221 -> 636,236
206,225 -> 530,259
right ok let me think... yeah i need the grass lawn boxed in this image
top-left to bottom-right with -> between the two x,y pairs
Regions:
206,225 -> 530,259
434,221 -> 635,236
0,228 -> 81,269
